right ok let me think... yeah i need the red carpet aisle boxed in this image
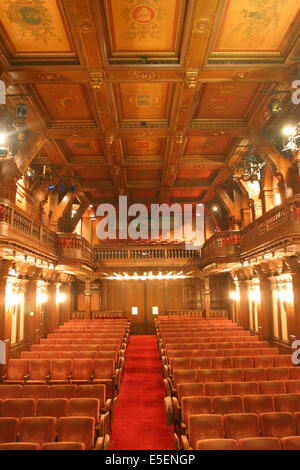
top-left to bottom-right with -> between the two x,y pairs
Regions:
110,335 -> 176,450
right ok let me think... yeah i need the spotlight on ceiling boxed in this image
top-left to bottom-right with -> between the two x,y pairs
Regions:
48,184 -> 55,191
269,99 -> 282,115
212,205 -> 219,212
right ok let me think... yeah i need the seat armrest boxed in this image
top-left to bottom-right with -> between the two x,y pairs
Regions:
171,397 -> 181,422
104,399 -> 112,413
95,434 -> 110,450
24,374 -> 29,380
181,435 -> 190,451
1,374 -> 7,382
99,411 -> 109,437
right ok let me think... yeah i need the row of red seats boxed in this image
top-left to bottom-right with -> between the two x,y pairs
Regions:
180,412 -> 300,450
165,348 -> 279,359
1,359 -> 118,398
20,351 -> 118,361
167,379 -> 300,399
195,436 -> 300,450
31,344 -> 120,352
167,355 -> 293,372
176,381 -> 300,403
0,384 -> 108,401
179,394 -> 300,426
0,397 -> 110,436
0,416 -> 108,450
173,367 -> 300,386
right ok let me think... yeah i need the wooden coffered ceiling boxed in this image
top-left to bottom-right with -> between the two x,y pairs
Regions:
0,0 -> 300,207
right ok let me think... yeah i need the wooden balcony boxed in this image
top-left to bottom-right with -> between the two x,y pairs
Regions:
200,231 -> 241,269
240,195 -> 300,260
0,197 -> 57,261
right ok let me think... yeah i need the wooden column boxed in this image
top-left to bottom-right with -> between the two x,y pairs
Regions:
204,276 -> 211,319
258,276 -> 273,341
238,280 -> 249,330
0,276 -> 8,374
46,283 -> 58,334
263,188 -> 274,212
291,273 -> 300,342
84,279 -> 91,320
62,284 -> 72,323
24,279 -> 38,347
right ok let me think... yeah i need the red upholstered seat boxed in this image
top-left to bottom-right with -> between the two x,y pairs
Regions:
213,395 -> 243,415
244,368 -> 268,382
190,358 -> 212,369
267,367 -> 290,381
173,369 -> 197,387
57,417 -> 95,450
0,443 -> 39,450
195,438 -> 238,450
50,360 -> 72,384
0,417 -> 18,443
286,380 -> 300,393
205,382 -> 231,397
3,398 -> 35,419
274,394 -> 300,412
232,357 -> 253,369
253,356 -> 274,368
260,412 -> 296,438
41,442 -> 84,450
239,437 -> 281,450
19,417 -> 56,446
281,436 -> 300,450
188,414 -> 224,449
197,369 -> 222,383
274,355 -> 293,367
27,360 -> 50,385
243,394 -> 275,413
70,359 -> 93,384
177,383 -> 205,405
224,413 -> 260,440
48,385 -> 77,399
0,385 -> 22,399
259,381 -> 285,395
181,397 -> 212,425
221,369 -> 243,383
20,352 -> 40,359
36,398 -> 68,421
2,360 -> 29,384
212,357 -> 232,369
21,385 -> 49,400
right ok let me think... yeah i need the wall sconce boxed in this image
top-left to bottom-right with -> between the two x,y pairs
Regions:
229,291 -> 240,301
275,289 -> 293,303
6,291 -> 21,306
132,306 -> 138,315
249,288 -> 261,303
36,292 -> 48,304
57,292 -> 66,303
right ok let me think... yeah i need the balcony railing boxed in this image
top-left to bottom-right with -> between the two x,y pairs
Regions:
240,195 -> 300,258
200,231 -> 241,266
56,233 -> 94,263
0,198 -> 56,255
94,246 -> 200,260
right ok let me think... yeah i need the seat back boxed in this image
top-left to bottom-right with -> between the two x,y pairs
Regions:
19,416 -> 56,445
239,437 -> 281,450
68,398 -> 99,422
29,360 -> 50,380
76,385 -> 106,407
205,382 -> 231,397
189,414 -> 224,449
71,359 -> 93,380
0,385 -> 22,399
177,383 -> 205,405
260,412 -> 296,438
21,385 -> 49,400
224,413 -> 260,440
50,360 -> 72,381
0,417 -> 18,443
6,359 -> 29,380
37,399 -> 68,420
57,417 -> 95,450
41,442 -> 84,450
93,359 -> 115,379
3,398 -> 35,418
48,385 -> 77,399
213,395 -> 243,415
243,394 -> 275,413
197,369 -> 221,383
181,397 -> 212,424
173,369 -> 196,387
274,394 -> 300,412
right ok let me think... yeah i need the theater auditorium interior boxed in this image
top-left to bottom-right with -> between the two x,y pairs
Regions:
0,0 -> 300,454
